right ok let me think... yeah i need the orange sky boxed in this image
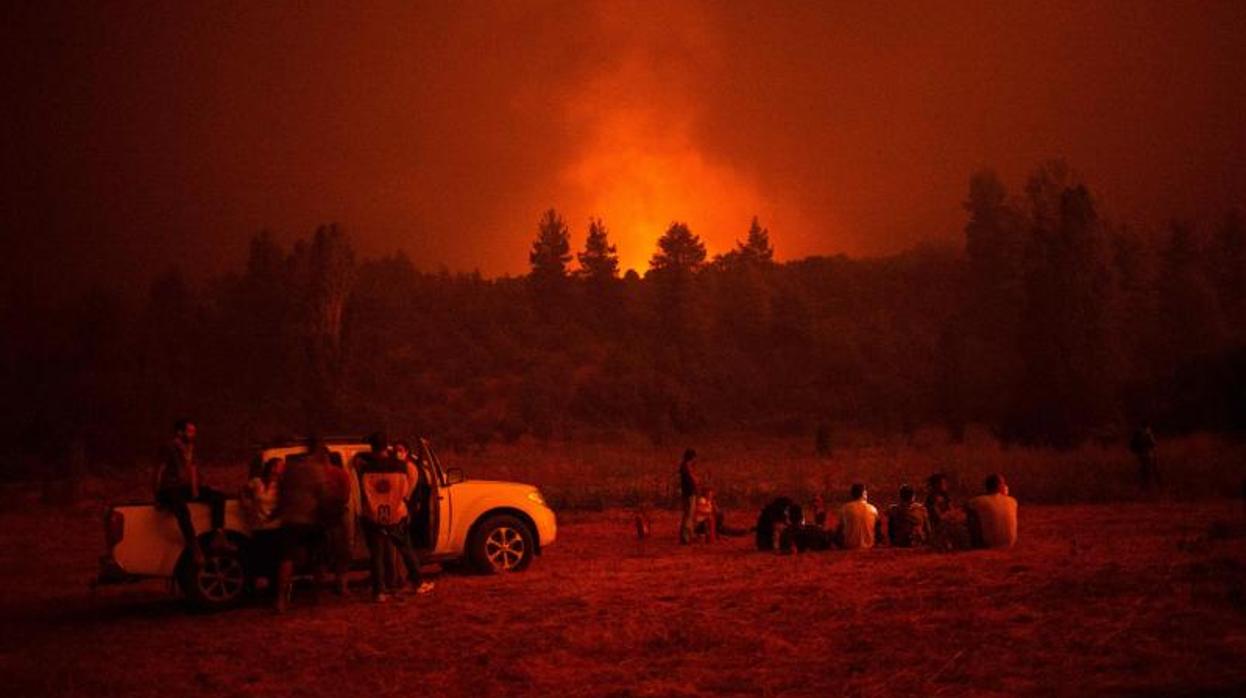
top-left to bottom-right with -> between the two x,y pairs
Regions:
4,1 -> 1245,286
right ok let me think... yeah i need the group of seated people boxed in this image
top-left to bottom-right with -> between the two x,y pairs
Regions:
688,472 -> 1018,554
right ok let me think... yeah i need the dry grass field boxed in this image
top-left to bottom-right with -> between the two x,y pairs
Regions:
1,436 -> 1244,696
1,495 -> 1244,696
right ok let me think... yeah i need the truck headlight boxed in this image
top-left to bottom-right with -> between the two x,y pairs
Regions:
527,490 -> 546,506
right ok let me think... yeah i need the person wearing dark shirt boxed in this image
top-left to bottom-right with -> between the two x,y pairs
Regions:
273,444 -> 329,612
358,432 -> 432,602
887,484 -> 931,547
321,449 -> 353,597
808,494 -> 828,529
755,496 -> 800,551
924,473 -> 952,528
678,449 -> 699,545
152,419 -> 231,567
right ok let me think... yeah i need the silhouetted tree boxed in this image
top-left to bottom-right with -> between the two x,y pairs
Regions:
528,209 -> 573,323
289,224 -> 356,431
577,217 -> 619,281
950,170 -> 1027,433
650,222 -> 706,277
529,209 -> 572,283
1011,180 -> 1119,445
737,215 -> 774,265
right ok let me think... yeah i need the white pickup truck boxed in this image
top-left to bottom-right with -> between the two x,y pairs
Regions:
95,438 -> 556,609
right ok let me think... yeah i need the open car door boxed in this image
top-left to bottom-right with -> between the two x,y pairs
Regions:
412,439 -> 452,555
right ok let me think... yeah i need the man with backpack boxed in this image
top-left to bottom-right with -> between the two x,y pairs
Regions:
357,432 -> 433,602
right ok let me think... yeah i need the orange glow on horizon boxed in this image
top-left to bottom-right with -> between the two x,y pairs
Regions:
561,110 -> 784,274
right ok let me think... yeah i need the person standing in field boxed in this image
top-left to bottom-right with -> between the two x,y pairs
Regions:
1129,423 -> 1158,490
357,432 -> 432,602
153,419 -> 233,568
836,483 -> 881,550
965,473 -> 1018,549
887,484 -> 930,547
678,448 -> 699,545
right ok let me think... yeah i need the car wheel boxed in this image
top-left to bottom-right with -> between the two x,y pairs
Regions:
469,515 -> 535,574
177,538 -> 249,611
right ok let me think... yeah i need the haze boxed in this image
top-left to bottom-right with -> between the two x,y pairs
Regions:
4,1 -> 1244,290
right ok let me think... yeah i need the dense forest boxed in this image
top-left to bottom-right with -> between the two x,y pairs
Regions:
3,160 -> 1244,476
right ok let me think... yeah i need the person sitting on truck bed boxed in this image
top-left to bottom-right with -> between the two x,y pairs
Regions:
153,418 -> 233,567
358,431 -> 433,602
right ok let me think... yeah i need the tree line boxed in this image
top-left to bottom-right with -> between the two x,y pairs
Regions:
2,160 -> 1243,476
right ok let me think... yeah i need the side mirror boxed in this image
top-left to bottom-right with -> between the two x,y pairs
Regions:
445,468 -> 465,485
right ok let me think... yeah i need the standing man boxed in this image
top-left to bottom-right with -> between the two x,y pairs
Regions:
678,448 -> 699,545
153,419 -> 232,567
273,443 -> 328,612
1130,423 -> 1158,490
836,483 -> 881,550
357,432 -> 433,602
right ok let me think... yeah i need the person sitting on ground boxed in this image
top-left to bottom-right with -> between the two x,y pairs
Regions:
836,483 -> 882,550
923,472 -> 972,550
153,419 -> 234,567
964,473 -> 1018,549
925,473 -> 952,528
778,499 -> 833,553
808,493 -> 828,529
695,489 -> 752,539
273,441 -> 330,612
693,489 -> 718,542
242,457 -> 284,530
755,496 -> 800,551
357,431 -> 433,602
887,484 -> 930,548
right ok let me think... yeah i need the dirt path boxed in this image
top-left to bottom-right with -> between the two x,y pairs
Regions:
1,502 -> 1243,696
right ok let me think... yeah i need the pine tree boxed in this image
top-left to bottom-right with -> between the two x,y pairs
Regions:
529,209 -> 572,283
956,170 -> 1026,430
1011,181 -> 1119,446
577,218 -> 619,282
737,216 -> 774,264
650,222 -> 706,276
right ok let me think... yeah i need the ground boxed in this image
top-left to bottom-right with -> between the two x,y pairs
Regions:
1,501 -> 1244,697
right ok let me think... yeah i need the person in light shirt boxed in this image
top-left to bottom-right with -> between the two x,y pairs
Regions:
965,473 -> 1018,549
836,483 -> 881,550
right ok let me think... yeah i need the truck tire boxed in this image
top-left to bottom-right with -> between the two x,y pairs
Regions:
177,535 -> 249,611
469,514 -> 535,574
